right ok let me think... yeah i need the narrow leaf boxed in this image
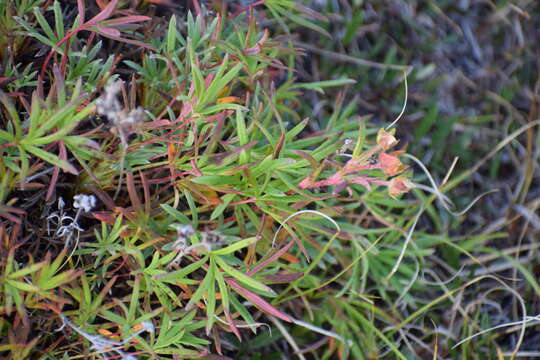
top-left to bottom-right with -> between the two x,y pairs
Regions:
228,279 -> 291,322
6,279 -> 40,292
210,193 -> 236,220
215,256 -> 275,296
167,15 -> 177,54
186,266 -> 214,310
86,0 -> 119,25
212,237 -> 257,256
156,256 -> 208,283
23,145 -> 78,174
161,204 -> 191,223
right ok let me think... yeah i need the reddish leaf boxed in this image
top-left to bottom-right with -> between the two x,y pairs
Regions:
93,33 -> 156,51
17,182 -> 44,189
243,29 -> 269,55
126,172 -> 142,213
292,150 -> 318,169
0,76 -> 23,87
92,211 -> 116,224
248,240 -> 294,275
227,0 -> 265,20
46,140 -> 67,201
77,0 -> 85,23
203,110 -> 233,124
205,73 -> 215,88
86,0 -> 119,26
224,308 -> 241,340
139,170 -> 151,214
227,279 -> 292,322
264,272 -> 303,283
348,176 -> 371,189
298,177 -> 315,189
102,15 -> 152,26
147,0 -> 179,6
190,159 -> 202,176
0,212 -> 22,224
88,186 -> 116,211
0,206 -> 25,216
95,25 -> 121,37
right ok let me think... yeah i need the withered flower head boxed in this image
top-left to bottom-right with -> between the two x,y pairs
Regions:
388,175 -> 414,198
376,128 -> 398,150
378,151 -> 407,176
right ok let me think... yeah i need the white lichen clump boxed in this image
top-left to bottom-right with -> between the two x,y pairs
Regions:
47,194 -> 97,247
73,194 -> 97,213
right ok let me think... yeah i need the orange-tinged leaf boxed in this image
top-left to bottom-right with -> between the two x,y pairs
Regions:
167,142 -> 175,161
179,283 -> 192,299
216,85 -> 230,98
217,96 -> 240,104
280,252 -> 300,264
98,329 -> 115,337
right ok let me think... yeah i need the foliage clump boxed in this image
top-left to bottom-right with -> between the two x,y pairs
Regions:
1,1 -> 538,359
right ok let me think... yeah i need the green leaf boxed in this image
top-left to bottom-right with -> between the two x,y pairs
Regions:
200,61 -> 243,109
285,118 -> 308,141
128,276 -> 140,321
205,258 -> 217,334
153,280 -> 185,307
294,78 -> 356,94
27,100 -> 80,139
161,204 -> 191,223
188,39 -> 204,99
199,103 -> 247,115
157,256 -> 208,283
352,119 -> 366,158
212,237 -> 257,256
210,193 -> 236,220
14,16 -> 59,50
18,146 -> 29,181
0,91 -> 22,137
8,262 -> 45,279
215,256 -> 275,296
215,268 -> 229,311
33,7 -> 57,44
6,279 -> 40,292
236,110 -> 249,164
0,128 -> 14,142
230,295 -> 257,333
183,190 -> 199,227
40,269 -> 78,290
267,2 -> 331,38
186,264 -> 214,310
191,175 -> 240,186
22,145 -> 77,174
53,0 -> 65,41
167,15 -> 177,54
